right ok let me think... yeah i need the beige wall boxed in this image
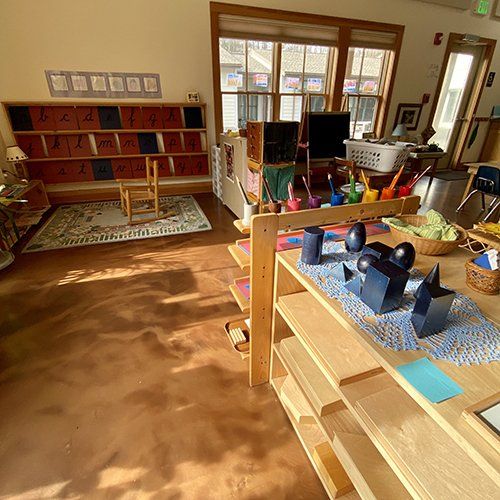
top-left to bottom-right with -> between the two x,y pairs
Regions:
0,0 -> 499,169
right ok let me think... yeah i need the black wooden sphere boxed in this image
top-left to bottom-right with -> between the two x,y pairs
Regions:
345,222 -> 367,253
357,254 -> 379,274
389,242 -> 416,271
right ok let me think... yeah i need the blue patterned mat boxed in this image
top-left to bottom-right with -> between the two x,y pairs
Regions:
297,241 -> 500,365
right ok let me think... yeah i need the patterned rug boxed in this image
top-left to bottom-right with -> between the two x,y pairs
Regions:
23,195 -> 212,253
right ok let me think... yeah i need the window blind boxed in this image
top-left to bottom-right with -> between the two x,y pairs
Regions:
350,29 -> 397,50
218,14 -> 339,46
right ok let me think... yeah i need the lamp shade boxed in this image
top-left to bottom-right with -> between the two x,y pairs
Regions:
6,145 -> 28,162
392,123 -> 408,137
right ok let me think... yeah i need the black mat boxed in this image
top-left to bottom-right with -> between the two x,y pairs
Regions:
433,170 -> 469,181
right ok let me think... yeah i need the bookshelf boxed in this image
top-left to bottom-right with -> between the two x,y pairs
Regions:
3,101 -> 211,202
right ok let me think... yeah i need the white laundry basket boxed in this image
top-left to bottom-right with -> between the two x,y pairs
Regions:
344,140 -> 410,173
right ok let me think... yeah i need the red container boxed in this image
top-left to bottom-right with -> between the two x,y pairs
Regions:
398,185 -> 412,197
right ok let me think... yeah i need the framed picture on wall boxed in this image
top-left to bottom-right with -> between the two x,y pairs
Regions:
394,103 -> 423,131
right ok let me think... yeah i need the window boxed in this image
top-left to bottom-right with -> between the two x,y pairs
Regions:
343,47 -> 390,138
212,5 -> 403,138
279,43 -> 332,121
220,38 -> 273,130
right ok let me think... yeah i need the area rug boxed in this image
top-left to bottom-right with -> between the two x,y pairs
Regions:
433,170 -> 469,181
23,195 -> 212,253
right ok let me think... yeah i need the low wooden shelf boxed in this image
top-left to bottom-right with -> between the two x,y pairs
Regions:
228,278 -> 250,314
227,243 -> 250,273
269,232 -> 500,498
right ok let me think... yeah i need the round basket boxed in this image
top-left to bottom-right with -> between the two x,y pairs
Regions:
465,258 -> 500,295
388,214 -> 468,256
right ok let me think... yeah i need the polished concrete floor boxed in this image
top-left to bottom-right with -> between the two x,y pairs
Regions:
0,177 -> 495,499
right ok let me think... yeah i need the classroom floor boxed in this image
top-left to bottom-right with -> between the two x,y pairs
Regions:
0,176 -> 494,499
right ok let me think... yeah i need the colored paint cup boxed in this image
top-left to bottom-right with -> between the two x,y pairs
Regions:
301,226 -> 325,265
380,187 -> 396,200
348,191 -> 363,204
268,201 -> 282,214
362,188 -> 379,203
287,198 -> 302,211
330,193 -> 344,206
398,185 -> 412,197
243,202 -> 258,226
308,195 -> 322,209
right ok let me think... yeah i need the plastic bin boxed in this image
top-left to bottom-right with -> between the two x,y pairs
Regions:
344,140 -> 410,173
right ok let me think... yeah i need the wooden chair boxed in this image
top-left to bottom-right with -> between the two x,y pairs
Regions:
333,157 -> 357,186
118,157 -> 160,224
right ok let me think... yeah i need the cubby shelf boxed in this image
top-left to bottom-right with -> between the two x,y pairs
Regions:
25,151 -> 208,163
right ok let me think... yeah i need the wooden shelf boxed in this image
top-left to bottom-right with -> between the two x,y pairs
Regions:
278,337 -> 343,417
16,128 -> 207,135
227,244 -> 250,273
272,375 -> 360,500
26,151 -> 208,163
224,319 -> 249,360
229,277 -> 250,314
233,219 -> 250,234
355,385 -> 499,499
276,292 -> 382,386
280,375 -> 316,424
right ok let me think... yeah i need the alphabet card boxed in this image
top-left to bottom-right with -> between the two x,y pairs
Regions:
120,106 -> 143,129
52,106 -> 78,130
94,133 -> 117,155
46,135 -> 70,158
76,106 -> 100,130
29,106 -> 56,131
67,134 -> 93,157
118,134 -> 140,155
15,134 -> 46,159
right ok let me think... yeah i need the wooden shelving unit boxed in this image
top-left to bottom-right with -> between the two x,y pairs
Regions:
3,101 -> 211,201
269,242 -> 500,499
228,276 -> 250,314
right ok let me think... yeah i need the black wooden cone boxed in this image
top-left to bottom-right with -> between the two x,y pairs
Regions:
414,263 -> 440,299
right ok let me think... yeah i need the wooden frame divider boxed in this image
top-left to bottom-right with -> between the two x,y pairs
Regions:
248,195 -> 421,386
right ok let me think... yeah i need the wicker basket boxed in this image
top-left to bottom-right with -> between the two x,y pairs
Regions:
388,215 -> 468,256
465,259 -> 500,295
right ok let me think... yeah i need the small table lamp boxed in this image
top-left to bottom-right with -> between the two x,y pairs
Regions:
392,123 -> 408,141
5,145 -> 29,182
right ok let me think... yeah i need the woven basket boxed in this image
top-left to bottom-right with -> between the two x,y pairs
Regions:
465,259 -> 500,295
388,214 -> 468,256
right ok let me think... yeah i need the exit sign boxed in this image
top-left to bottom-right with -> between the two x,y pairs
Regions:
473,0 -> 490,15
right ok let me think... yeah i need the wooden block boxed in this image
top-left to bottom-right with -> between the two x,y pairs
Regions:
356,386 -> 499,499
111,159 -> 133,179
312,442 -> 354,498
46,135 -> 70,158
97,106 -> 121,129
279,336 -> 343,416
162,132 -> 183,153
76,106 -> 100,130
8,105 -> 34,131
95,133 -> 118,156
277,292 -> 382,386
162,106 -> 183,129
29,106 -> 56,131
53,106 -> 78,130
67,134 -> 93,157
142,107 -> 162,129
183,131 -> 203,152
280,376 -> 316,425
118,133 -> 140,155
15,134 -> 45,159
173,156 -> 190,176
120,106 -> 143,129
190,155 -> 209,176
228,328 -> 246,346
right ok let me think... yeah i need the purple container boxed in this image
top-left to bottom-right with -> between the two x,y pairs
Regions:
300,226 -> 325,265
308,195 -> 322,209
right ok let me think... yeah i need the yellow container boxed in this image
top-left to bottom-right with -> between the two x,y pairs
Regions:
362,188 -> 379,202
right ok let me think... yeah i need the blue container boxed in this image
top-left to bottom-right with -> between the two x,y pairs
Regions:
300,226 -> 325,265
330,193 -> 344,206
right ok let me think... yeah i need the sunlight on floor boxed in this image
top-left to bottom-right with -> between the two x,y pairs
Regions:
98,466 -> 147,489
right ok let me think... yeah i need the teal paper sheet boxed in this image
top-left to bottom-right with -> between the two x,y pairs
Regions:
396,357 -> 463,403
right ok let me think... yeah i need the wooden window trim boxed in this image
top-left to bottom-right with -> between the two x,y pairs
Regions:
211,2 -> 404,136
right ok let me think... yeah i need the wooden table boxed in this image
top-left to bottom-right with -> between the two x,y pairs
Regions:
270,231 -> 499,498
461,161 -> 500,203
408,151 -> 446,184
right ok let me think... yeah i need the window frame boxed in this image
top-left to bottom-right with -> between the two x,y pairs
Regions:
211,3 -> 404,138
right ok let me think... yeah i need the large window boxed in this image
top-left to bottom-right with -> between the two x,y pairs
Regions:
343,47 -> 390,138
212,5 -> 404,138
